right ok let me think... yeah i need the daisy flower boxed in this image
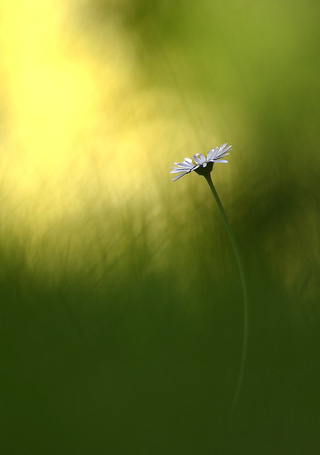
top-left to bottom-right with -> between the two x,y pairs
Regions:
170,143 -> 232,181
169,139 -> 248,418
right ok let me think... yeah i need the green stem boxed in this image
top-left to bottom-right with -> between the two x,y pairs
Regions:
204,173 -> 248,418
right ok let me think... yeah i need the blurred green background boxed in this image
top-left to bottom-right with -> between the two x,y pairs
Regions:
1,0 -> 320,453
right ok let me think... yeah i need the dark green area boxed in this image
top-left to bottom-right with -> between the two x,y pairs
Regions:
2,1 -> 320,453
1,240 -> 320,454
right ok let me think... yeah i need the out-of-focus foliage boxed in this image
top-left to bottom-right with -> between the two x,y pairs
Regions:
1,1 -> 320,453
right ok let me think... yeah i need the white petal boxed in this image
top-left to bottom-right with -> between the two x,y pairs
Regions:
211,147 -> 219,157
171,168 -> 187,173
212,148 -> 221,159
215,153 -> 229,160
218,143 -> 232,155
172,161 -> 195,171
206,149 -> 215,160
193,154 -> 202,165
182,161 -> 196,168
172,172 -> 188,181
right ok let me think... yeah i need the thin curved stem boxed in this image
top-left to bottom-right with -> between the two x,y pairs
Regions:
204,173 -> 248,419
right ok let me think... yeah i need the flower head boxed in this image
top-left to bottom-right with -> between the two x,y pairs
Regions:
170,143 -> 231,181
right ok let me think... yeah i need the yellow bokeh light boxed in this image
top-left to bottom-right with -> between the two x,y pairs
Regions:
1,0 -> 96,193
0,0 -> 192,276
0,0 -> 226,281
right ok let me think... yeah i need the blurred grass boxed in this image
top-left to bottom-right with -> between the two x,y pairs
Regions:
1,0 -> 320,454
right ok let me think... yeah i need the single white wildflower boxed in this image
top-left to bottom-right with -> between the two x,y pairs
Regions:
170,143 -> 232,181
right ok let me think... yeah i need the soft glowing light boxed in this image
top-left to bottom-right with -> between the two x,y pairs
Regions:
0,0 -> 220,278
0,1 -> 177,275
1,1 -> 96,198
